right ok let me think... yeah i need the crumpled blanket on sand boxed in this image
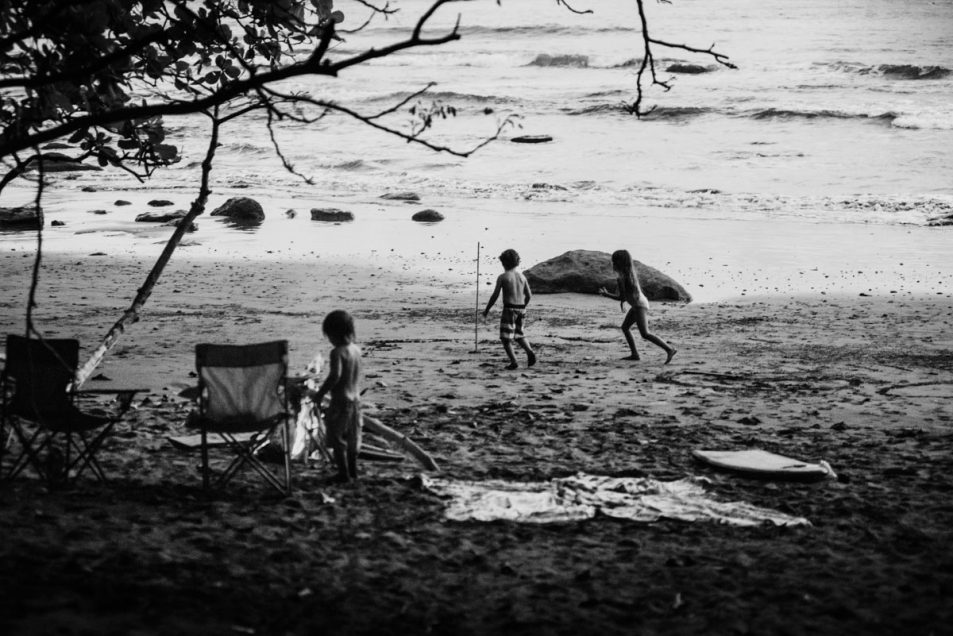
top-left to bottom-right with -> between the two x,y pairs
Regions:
421,473 -> 810,527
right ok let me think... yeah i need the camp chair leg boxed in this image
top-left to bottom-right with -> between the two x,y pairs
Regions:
214,432 -> 263,486
0,421 -> 6,472
282,419 -> 291,492
223,432 -> 290,495
4,422 -> 50,482
64,425 -> 114,483
200,431 -> 289,495
201,429 -> 211,490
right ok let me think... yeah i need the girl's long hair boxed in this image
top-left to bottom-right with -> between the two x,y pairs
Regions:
611,249 -> 638,310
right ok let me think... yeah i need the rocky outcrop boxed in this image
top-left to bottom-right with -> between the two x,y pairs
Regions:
310,208 -> 354,222
412,209 -> 444,223
0,206 -> 41,229
524,250 -> 692,302
210,197 -> 265,222
381,192 -> 420,202
666,63 -> 712,74
148,199 -> 175,207
136,209 -> 187,223
25,153 -> 101,173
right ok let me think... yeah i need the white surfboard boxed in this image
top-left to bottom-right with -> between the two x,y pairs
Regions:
692,449 -> 835,481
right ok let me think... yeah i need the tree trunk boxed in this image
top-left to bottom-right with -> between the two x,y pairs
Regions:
74,114 -> 220,387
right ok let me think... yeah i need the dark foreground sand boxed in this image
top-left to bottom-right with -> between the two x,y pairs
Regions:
1,251 -> 952,635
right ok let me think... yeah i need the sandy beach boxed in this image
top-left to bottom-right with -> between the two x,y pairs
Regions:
2,0 -> 953,632
1,248 -> 952,635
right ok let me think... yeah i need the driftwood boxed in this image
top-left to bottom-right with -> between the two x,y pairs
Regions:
362,415 -> 439,472
288,379 -> 438,472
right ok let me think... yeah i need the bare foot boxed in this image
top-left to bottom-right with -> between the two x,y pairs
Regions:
527,351 -> 537,367
505,362 -> 519,370
665,348 -> 677,364
622,354 -> 641,361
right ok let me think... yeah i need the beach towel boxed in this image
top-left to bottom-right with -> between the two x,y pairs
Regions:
421,472 -> 810,527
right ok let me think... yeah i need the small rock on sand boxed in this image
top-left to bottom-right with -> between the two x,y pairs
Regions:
210,197 -> 265,222
412,209 -> 444,223
311,208 -> 355,222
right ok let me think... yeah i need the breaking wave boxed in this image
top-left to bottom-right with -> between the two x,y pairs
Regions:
879,64 -> 950,80
750,108 -> 896,122
333,159 -> 373,171
565,104 -> 713,120
367,90 -> 513,107
527,53 -> 589,68
457,24 -> 634,37
823,61 -> 952,80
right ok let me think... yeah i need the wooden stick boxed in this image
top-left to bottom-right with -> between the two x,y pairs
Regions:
362,415 -> 439,472
473,241 -> 480,352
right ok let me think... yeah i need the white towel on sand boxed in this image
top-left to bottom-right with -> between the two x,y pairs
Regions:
422,472 -> 810,527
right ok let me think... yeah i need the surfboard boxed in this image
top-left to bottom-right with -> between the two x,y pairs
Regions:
692,449 -> 835,481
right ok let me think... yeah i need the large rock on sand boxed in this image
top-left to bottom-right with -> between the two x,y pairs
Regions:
525,250 -> 692,302
210,197 -> 265,222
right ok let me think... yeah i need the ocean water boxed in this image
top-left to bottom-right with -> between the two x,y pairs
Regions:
3,0 -> 952,301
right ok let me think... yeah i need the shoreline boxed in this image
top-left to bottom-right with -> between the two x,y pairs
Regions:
3,178 -> 953,306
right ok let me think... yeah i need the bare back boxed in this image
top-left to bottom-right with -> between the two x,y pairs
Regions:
498,269 -> 531,306
327,343 -> 362,402
617,269 -> 649,310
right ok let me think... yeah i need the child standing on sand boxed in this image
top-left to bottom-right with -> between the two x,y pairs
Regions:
483,248 -> 537,370
313,309 -> 363,482
599,249 -> 677,364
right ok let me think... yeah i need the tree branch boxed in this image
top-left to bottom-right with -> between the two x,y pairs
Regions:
555,1 -> 594,16
264,89 -> 514,158
0,6 -> 462,159
625,0 -> 735,117
74,109 -> 222,387
26,151 -> 45,339
0,28 -> 168,91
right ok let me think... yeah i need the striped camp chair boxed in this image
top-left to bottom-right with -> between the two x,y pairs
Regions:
192,340 -> 292,495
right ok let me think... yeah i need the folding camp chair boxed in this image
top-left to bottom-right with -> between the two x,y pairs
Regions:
192,340 -> 292,495
0,334 -> 143,485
